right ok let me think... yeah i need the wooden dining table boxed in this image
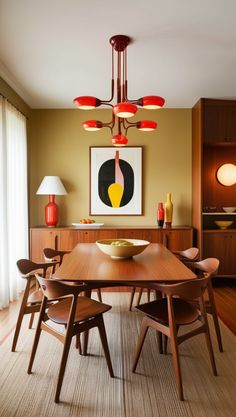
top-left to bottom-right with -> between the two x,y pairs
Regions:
54,242 -> 196,288
54,242 -> 196,354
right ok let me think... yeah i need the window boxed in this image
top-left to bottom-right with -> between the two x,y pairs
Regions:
0,96 -> 28,309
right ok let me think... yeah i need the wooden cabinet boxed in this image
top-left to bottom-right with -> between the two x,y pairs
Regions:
116,228 -> 159,242
30,229 -> 60,262
161,228 -> 193,251
203,99 -> 236,144
30,226 -> 192,263
192,98 -> 236,277
203,231 -> 236,276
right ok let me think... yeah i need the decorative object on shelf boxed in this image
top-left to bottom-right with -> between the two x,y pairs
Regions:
157,202 -> 164,227
222,207 -> 236,213
73,35 -> 165,147
90,146 -> 142,215
216,163 -> 236,186
214,220 -> 233,229
164,193 -> 173,227
72,222 -> 104,228
36,176 -> 67,227
96,239 -> 150,259
202,206 -> 217,213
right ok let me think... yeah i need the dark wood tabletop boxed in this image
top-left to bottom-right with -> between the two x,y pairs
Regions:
54,243 -> 196,287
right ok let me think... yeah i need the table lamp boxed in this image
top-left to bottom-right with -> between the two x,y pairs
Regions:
36,176 -> 67,227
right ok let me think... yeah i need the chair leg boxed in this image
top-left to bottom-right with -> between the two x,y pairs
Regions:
97,288 -> 102,302
163,335 -> 168,354
75,334 -> 82,355
82,330 -> 89,355
97,316 -> 114,377
28,312 -> 35,329
207,282 -> 223,352
12,279 -> 31,352
169,331 -> 184,401
137,288 -> 144,306
129,287 -> 136,311
156,331 -> 163,354
82,288 -> 92,355
204,327 -> 218,376
28,298 -> 48,374
147,289 -> 151,302
132,316 -> 149,372
55,332 -> 73,403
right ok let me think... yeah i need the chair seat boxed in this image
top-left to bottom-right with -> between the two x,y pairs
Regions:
136,298 -> 200,325
47,296 -> 111,325
28,289 -> 43,304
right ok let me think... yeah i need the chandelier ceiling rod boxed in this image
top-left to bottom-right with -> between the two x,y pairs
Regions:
73,34 -> 165,146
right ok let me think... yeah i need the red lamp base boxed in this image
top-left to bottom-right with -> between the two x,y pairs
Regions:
45,195 -> 58,227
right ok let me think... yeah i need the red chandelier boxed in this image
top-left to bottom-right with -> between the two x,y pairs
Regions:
73,35 -> 165,146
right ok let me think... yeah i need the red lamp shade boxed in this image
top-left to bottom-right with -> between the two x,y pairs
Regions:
83,120 -> 103,131
113,102 -> 137,118
140,96 -> 165,109
112,134 -> 128,146
73,96 -> 101,109
137,120 -> 157,131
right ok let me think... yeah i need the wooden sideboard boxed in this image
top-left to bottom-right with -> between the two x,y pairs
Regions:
30,226 -> 193,263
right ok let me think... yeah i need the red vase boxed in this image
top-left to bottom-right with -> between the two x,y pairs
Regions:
45,195 -> 58,227
157,202 -> 164,228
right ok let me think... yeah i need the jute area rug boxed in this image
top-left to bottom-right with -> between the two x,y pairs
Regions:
0,292 -> 235,417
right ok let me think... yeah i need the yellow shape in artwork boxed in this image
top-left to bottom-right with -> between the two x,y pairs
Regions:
108,183 -> 124,208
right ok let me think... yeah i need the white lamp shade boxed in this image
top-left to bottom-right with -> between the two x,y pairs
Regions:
216,164 -> 236,186
36,176 -> 67,195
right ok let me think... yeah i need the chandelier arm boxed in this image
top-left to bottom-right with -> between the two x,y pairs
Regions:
123,48 -> 128,102
100,111 -> 115,130
100,47 -> 115,104
123,118 -> 138,127
117,50 -> 122,103
99,102 -> 113,107
125,124 -> 136,133
102,125 -> 113,133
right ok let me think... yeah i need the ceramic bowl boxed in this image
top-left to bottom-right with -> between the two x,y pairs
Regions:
214,220 -> 234,229
222,207 -> 236,213
96,239 -> 150,259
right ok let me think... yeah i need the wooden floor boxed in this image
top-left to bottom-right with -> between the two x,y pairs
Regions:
213,279 -> 236,335
0,282 -> 236,345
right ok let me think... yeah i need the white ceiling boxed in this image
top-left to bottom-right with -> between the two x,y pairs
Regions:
1,0 -> 236,109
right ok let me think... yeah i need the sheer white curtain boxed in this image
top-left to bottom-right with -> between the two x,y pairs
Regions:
0,96 -> 29,309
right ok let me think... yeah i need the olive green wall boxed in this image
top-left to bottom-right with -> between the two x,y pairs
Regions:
29,108 -> 192,227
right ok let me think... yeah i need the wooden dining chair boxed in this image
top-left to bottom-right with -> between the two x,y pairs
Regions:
132,275 -> 217,401
43,247 -> 103,302
28,274 -> 114,403
172,247 -> 199,264
187,257 -> 223,352
129,247 -> 199,311
11,259 -> 56,352
43,248 -> 70,270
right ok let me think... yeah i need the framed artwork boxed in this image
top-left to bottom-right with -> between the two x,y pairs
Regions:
90,146 -> 143,215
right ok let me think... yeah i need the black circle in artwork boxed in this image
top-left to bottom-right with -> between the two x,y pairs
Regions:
98,158 -> 134,207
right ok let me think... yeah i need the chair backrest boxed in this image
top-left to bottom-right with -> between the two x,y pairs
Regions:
35,274 -> 82,299
16,259 -> 54,278
43,248 -> 70,266
181,247 -> 199,261
157,274 -> 210,300
193,258 -> 219,276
